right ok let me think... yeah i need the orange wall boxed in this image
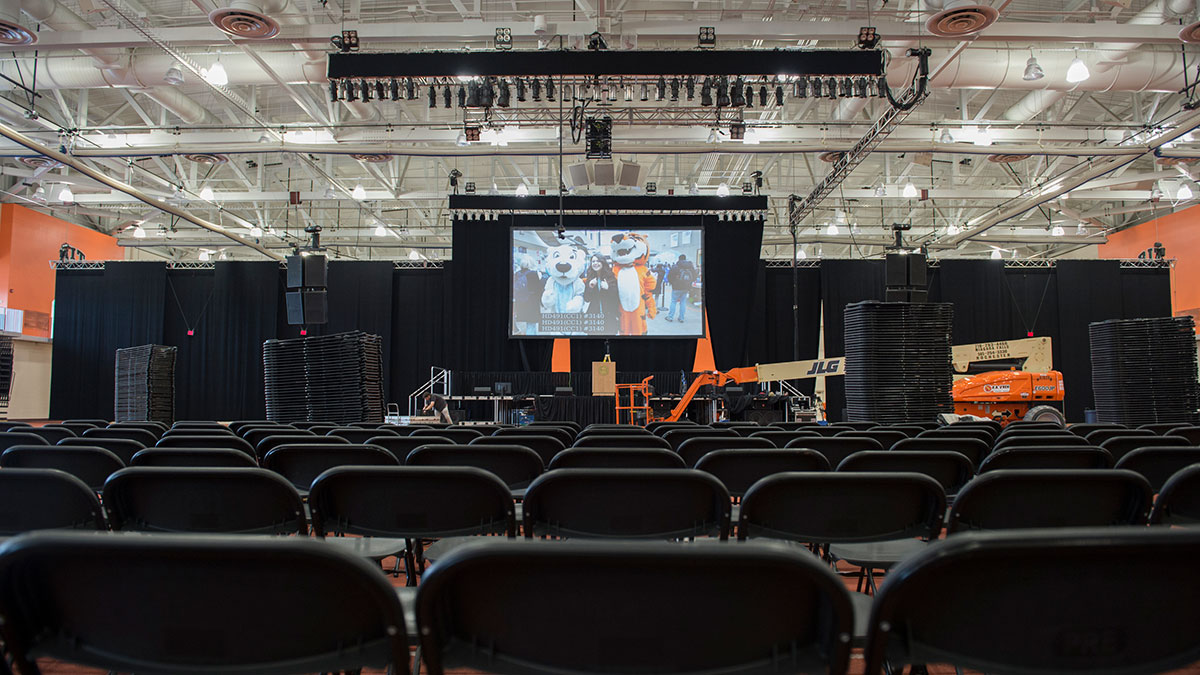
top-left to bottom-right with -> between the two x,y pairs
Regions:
0,204 -> 124,337
1098,205 -> 1200,327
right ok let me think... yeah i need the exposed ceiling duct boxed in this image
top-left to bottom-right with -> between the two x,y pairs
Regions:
924,0 -> 1000,37
208,0 -> 282,39
0,0 -> 36,45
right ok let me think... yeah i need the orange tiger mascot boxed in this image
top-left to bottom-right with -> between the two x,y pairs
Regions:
610,232 -> 657,336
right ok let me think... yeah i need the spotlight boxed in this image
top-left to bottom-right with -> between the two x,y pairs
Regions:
464,126 -> 481,142
482,79 -> 495,107
656,76 -> 667,101
429,85 -> 437,107
730,78 -> 745,106
607,80 -> 617,101
497,79 -> 511,106
729,123 -> 746,140
698,26 -> 716,49
686,76 -> 695,101
330,80 -> 339,102
531,78 -> 541,101
1066,50 -> 1090,83
751,170 -> 763,191
1023,55 -> 1045,81
466,81 -> 481,107
587,31 -> 608,50
163,64 -> 184,85
640,83 -> 649,101
758,85 -> 768,106
670,78 -> 680,101
775,85 -> 784,106
442,86 -> 452,108
389,78 -> 399,100
857,26 -> 880,49
646,181 -> 657,194
516,78 -> 526,102
1076,222 -> 1087,236
810,77 -> 822,98
375,80 -> 386,100
624,83 -> 633,101
700,77 -> 713,106
546,77 -> 556,100
839,79 -> 852,98
450,171 -> 462,188
494,26 -> 513,50
795,78 -> 808,98
854,78 -> 868,98
717,77 -> 730,107
406,78 -> 417,99
826,77 -> 838,99
876,76 -> 888,97
464,181 -> 476,194
457,86 -> 466,107
344,80 -> 358,102
742,182 -> 753,195
360,79 -> 372,101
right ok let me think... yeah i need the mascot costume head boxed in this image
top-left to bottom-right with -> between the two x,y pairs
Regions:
610,232 -> 657,335
540,238 -> 588,316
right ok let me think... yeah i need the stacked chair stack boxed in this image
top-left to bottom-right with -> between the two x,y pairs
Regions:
263,331 -> 385,424
843,301 -> 954,423
1090,316 -> 1200,425
0,336 -> 12,420
113,345 -> 176,424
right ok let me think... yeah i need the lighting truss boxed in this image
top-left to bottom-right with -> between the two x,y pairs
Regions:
462,106 -> 754,127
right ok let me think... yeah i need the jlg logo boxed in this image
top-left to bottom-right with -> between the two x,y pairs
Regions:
805,359 -> 842,375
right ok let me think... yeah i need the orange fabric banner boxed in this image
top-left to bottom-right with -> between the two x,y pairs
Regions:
551,338 -> 571,372
692,311 -> 716,372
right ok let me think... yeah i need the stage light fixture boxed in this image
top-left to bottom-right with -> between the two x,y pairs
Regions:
758,85 -> 768,106
857,26 -> 879,49
794,77 -> 808,98
826,77 -> 838,99
729,123 -> 746,140
531,78 -> 542,101
456,85 -> 466,107
698,26 -> 716,49
730,77 -> 745,106
686,76 -> 695,100
624,83 -> 633,101
774,85 -> 784,106
707,128 -> 719,144
497,79 -> 511,106
646,181 -> 657,194
876,75 -> 888,97
640,83 -> 649,101
547,77 -> 556,100
442,86 -> 452,108
717,77 -> 731,107
375,80 -> 386,100
839,78 -> 852,98
406,78 -> 417,99
742,182 -> 753,195
480,79 -> 494,106
810,77 -> 822,98
330,80 -> 339,102
670,78 -> 680,101
516,78 -> 526,102
946,223 -> 960,235
428,85 -> 436,107
464,181 -> 476,194
587,31 -> 608,50
607,81 -> 618,101
495,27 -> 513,50
464,125 -> 481,142
1023,55 -> 1045,81
656,76 -> 667,101
344,80 -> 358,102
716,182 -> 730,197
389,78 -> 400,100
360,80 -> 372,101
700,77 -> 713,106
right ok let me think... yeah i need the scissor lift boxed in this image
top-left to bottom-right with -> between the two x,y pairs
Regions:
615,376 -> 654,425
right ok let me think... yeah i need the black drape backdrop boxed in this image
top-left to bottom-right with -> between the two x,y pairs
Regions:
820,260 -> 887,421
744,264 -> 822,397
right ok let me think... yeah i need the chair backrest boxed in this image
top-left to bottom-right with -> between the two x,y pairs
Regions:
883,425 -> 926,438
58,437 -> 145,464
449,424 -> 503,435
548,448 -> 686,470
729,425 -> 781,437
494,426 -> 575,446
416,539 -> 853,675
1138,422 -> 1191,435
748,429 -> 822,448
917,428 -> 995,445
738,472 -> 945,543
675,436 -> 775,467
155,434 -> 256,456
1067,422 -> 1126,437
411,427 -> 483,444
0,445 -> 125,491
571,434 -> 672,450
0,431 -> 48,452
995,428 -> 1076,442
469,434 -> 566,466
255,433 -> 349,460
662,427 -> 741,451
1101,434 -> 1192,463
328,426 -> 399,444
171,421 -> 231,432
837,421 -> 880,431
82,426 -> 159,446
783,436 -> 885,468
0,422 -> 31,432
23,427 -> 77,444
291,420 -> 338,430
370,434 -> 454,463
979,446 -> 1113,472
1085,427 -> 1156,445
836,429 -> 908,450
62,418 -> 109,427
999,420 -> 1063,432
795,425 -> 855,437
1167,426 -> 1200,445
103,467 -> 306,535
109,421 -> 167,436
648,421 -> 702,436
165,424 -> 234,436
43,422 -> 97,436
577,426 -> 657,439
1115,447 -> 1200,492
530,420 -> 581,432
0,532 -> 411,675
228,420 -> 285,435
946,469 -> 1152,534
406,444 -> 544,490
242,426 -> 311,448
1150,463 -> 1200,525
838,450 -> 975,495
863,528 -> 1200,675
891,437 -> 992,470
0,469 -> 106,535
383,424 -> 433,436
523,469 -> 731,540
993,434 -> 1092,451
261,443 -> 398,492
694,449 -> 830,497
309,466 -> 516,539
130,448 -> 259,468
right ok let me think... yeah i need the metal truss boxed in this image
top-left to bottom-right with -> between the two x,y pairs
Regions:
763,258 -> 1174,269
394,260 -> 445,269
466,106 -> 760,128
49,261 -> 108,270
451,209 -> 767,219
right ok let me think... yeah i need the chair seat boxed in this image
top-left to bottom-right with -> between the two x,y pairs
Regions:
320,535 -> 409,561
849,590 -> 873,646
395,586 -> 418,640
829,539 -> 930,568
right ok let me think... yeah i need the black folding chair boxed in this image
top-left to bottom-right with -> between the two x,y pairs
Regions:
292,420 -> 338,430
747,429 -> 822,447
998,420 -> 1063,432
881,425 -> 925,438
449,423 -> 504,435
416,539 -> 853,675
0,431 -> 48,452
529,420 -> 581,432
548,448 -> 686,470
838,450 -> 975,497
1102,434 -> 1192,463
329,426 -> 400,444
662,427 -> 741,451
58,436 -> 145,464
370,434 -> 454,463
385,424 -> 435,437
576,426 -> 657,440
228,420 -> 286,435
1139,422 -> 1191,435
993,434 -> 1092,451
262,443 -> 398,494
0,446 -> 124,492
863,527 -> 1200,675
23,427 -> 76,444
1115,448 -> 1200,492
494,426 -> 574,446
310,466 -> 516,584
784,436 -> 885,468
995,428 -> 1076,443
242,426 -> 310,448
892,437 -> 992,470
795,424 -> 857,437
838,422 -> 880,431
694,449 -> 830,498
62,419 -> 109,427
255,433 -> 349,461
82,426 -> 158,446
0,469 -> 106,535
42,422 -> 97,437
171,421 -> 231,433
676,436 -> 775,467
1085,427 -> 1156,446
130,447 -> 259,468
470,434 -> 565,466
108,421 -> 167,438
979,445 -> 1113,472
837,429 -> 908,450
155,434 -> 256,456
411,427 -> 483,444
0,532 -> 411,675
1150,464 -> 1200,525
163,426 -> 234,438
103,467 -> 307,535
648,421 -> 702,436
0,422 -> 31,432
1067,422 -> 1126,437
1167,426 -> 1200,445
572,434 -> 672,450
523,469 -> 731,540
946,469 -> 1152,534
406,444 -> 544,493
917,427 -> 994,445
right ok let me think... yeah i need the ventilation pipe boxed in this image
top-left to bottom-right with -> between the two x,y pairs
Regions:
1004,0 -> 1195,121
18,0 -> 211,123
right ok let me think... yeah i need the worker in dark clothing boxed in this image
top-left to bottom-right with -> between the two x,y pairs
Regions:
422,392 -> 452,424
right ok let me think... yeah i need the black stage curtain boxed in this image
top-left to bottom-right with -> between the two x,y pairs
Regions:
820,260 -> 886,421
50,262 -> 167,420
391,267 -> 450,409
534,395 -> 616,425
703,215 -> 765,370
744,264 -> 822,397
162,268 -> 215,420
302,261 -> 396,399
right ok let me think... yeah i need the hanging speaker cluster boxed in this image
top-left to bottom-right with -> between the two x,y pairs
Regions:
1089,316 -> 1200,425
843,301 -> 955,423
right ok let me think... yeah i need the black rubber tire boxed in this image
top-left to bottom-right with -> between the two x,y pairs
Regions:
1024,405 -> 1066,427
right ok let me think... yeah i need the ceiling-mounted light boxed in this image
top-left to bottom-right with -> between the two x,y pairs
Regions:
938,129 -> 953,144
716,182 -> 730,197
132,225 -> 146,239
851,222 -> 861,235
219,251 -> 228,261
973,127 -> 993,146
374,222 -> 387,237
991,248 -> 1002,259
352,184 -> 367,200
1023,55 -> 1045,82
250,225 -> 263,237
163,64 -> 185,85
257,133 -> 271,144
456,132 -> 469,147
202,59 -> 228,86
873,183 -> 887,197
1051,225 -> 1065,236
1076,222 -> 1087,236
1066,50 -> 1090,84
707,129 -> 719,144
409,250 -> 421,260
902,181 -> 918,199
515,182 -> 529,197
198,250 -> 210,261
1179,183 -> 1194,201
199,186 -> 214,201
946,223 -> 960,235
825,222 -> 840,236
57,185 -> 73,202
797,247 -> 808,259
32,184 -> 45,202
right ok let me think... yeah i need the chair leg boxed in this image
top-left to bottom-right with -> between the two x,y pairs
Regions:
404,540 -> 418,587
413,644 -> 423,675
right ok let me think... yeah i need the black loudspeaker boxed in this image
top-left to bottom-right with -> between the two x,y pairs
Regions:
285,289 -> 328,325
886,288 -> 908,302
745,408 -> 783,425
286,254 -> 328,289
908,255 -> 927,286
885,254 -> 908,287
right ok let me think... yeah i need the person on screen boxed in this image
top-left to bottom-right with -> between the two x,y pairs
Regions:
583,254 -> 620,334
513,254 -> 542,335
422,392 -> 453,424
665,254 -> 697,323
655,262 -> 668,305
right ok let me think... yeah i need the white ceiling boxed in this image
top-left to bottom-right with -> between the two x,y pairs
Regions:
1,0 -> 1198,261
